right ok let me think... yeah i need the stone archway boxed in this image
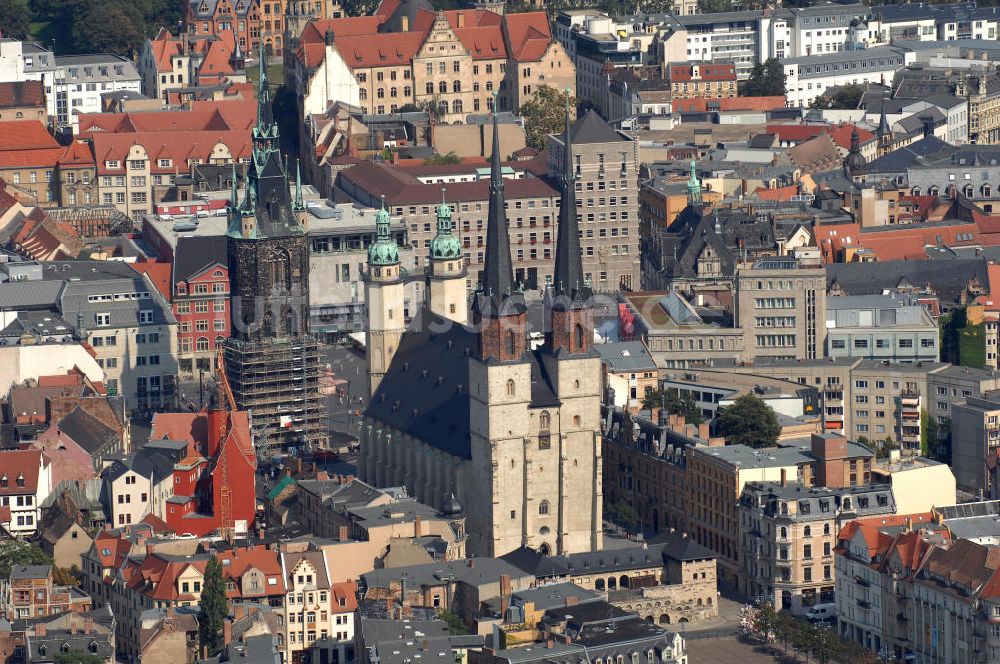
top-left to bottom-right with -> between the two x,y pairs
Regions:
659,614 -> 670,625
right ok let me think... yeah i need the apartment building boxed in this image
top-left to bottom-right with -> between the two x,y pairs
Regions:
951,391 -> 1000,495
782,47 -> 916,108
738,481 -> 895,615
547,110 -> 640,291
5,564 -> 91,620
667,63 -> 737,100
826,294 -> 939,362
0,449 -> 52,536
735,258 -> 828,362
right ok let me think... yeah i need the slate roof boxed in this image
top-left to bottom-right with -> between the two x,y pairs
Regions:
570,110 -> 628,144
57,407 -> 119,455
365,308 -> 559,460
594,341 -> 656,373
11,565 -> 51,580
826,258 -> 988,305
174,235 -> 229,283
863,134 -> 954,174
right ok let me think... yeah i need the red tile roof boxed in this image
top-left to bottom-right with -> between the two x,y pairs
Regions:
131,262 -> 172,301
0,81 -> 45,108
0,450 -> 46,495
0,120 -> 59,151
335,32 -> 429,69
78,97 -> 256,136
58,141 -> 96,167
752,185 -> 799,202
90,130 -> 252,174
502,12 -> 553,62
767,123 -> 875,151
149,30 -> 184,74
837,513 -> 934,560
671,96 -> 786,113
669,63 -> 736,82
331,580 -> 359,612
300,16 -> 385,44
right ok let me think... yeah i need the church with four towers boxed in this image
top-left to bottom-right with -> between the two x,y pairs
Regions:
360,98 -> 604,558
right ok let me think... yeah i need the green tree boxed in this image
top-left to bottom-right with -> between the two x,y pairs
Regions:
697,0 -> 732,12
71,1 -> 146,56
739,58 -> 786,97
53,565 -> 81,587
0,540 -> 52,579
810,84 -> 864,110
641,388 -> 704,425
437,609 -> 468,635
53,653 -> 105,664
605,498 -> 639,531
0,0 -> 30,39
517,85 -> 577,151
198,556 -> 228,657
424,152 -> 461,165
716,394 -> 781,448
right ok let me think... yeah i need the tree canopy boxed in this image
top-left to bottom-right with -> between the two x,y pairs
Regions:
198,556 -> 229,657
0,540 -> 53,579
738,59 -> 787,97
716,394 -> 781,448
518,85 -> 577,151
0,0 -> 31,39
25,0 -> 182,56
641,388 -> 704,426
810,84 -> 865,110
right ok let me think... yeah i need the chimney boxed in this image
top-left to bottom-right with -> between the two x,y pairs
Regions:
35,624 -> 46,637
223,619 -> 232,645
338,526 -> 349,541
697,422 -> 710,440
468,558 -> 475,568
414,515 -> 422,538
316,470 -> 329,481
458,13 -> 465,28
780,468 -> 787,487
386,597 -> 394,618
565,595 -> 579,607
401,15 -> 409,31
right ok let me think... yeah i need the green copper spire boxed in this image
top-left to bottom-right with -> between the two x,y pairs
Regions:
430,187 -> 461,261
687,159 -> 702,206
368,195 -> 400,267
252,38 -> 277,159
229,161 -> 238,211
294,158 -> 305,211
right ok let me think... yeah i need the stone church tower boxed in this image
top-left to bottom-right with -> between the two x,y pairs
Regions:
223,42 -> 326,451
426,189 -> 467,324
365,198 -> 406,396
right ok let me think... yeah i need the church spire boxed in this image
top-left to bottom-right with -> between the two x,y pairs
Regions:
368,195 -> 399,267
478,99 -> 517,301
430,187 -> 461,261
552,88 -> 587,299
294,158 -> 305,211
252,38 -> 276,157
687,160 -> 701,206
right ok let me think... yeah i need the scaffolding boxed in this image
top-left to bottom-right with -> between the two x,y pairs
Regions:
222,334 -> 327,454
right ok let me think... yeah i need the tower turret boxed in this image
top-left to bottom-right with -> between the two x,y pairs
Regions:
365,196 -> 405,395
686,159 -> 701,206
426,187 -> 468,324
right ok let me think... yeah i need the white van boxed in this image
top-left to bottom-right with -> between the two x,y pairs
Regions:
805,604 -> 837,622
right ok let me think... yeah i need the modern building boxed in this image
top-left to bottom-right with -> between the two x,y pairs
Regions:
221,67 -> 327,452
951,391 -> 1000,495
825,294 -> 939,362
782,47 -> 915,108
738,481 -> 896,615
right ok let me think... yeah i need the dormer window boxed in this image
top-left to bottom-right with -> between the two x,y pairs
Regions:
16,474 -> 24,488
1,476 -> 8,487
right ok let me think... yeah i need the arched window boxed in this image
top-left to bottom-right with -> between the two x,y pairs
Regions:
360,88 -> 368,101
964,184 -> 974,198
473,81 -> 480,92
506,330 -> 516,356
539,411 -> 551,430
538,542 -> 551,555
595,578 -> 605,590
824,523 -> 831,535
196,337 -> 209,351
452,100 -> 463,114
780,526 -> 787,538
452,80 -> 461,93
425,82 -> 433,95
575,323 -> 585,349
215,336 -> 225,347
506,379 -> 515,396
283,307 -> 297,335
804,526 -> 811,537
269,247 -> 292,291
377,88 -> 385,98
390,87 -> 397,98
573,415 -> 580,427
438,81 -> 447,94
539,526 -> 550,535
539,500 -> 550,515
910,186 -> 921,196
404,86 -> 411,96
984,184 -> 993,198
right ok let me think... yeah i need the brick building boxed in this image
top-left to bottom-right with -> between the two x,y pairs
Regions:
186,0 -> 260,55
170,235 -> 231,377
5,564 -> 91,620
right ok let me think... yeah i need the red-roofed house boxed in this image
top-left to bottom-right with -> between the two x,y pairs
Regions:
767,123 -> 877,161
0,81 -> 46,122
0,120 -> 63,208
0,450 -> 53,536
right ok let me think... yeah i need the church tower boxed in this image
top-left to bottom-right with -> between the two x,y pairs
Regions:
426,188 -> 467,324
223,40 -> 326,451
877,106 -> 892,158
543,90 -> 603,555
365,197 -> 405,396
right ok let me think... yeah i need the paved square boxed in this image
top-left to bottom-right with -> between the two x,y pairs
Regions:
686,637 -> 788,664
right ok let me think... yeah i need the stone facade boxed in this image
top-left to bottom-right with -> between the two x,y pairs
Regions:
609,554 -> 718,626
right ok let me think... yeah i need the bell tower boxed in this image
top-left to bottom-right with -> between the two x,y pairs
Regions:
365,197 -> 405,396
426,188 -> 468,324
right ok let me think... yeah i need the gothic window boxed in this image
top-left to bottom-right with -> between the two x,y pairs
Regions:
269,248 -> 292,291
539,411 -> 550,430
538,500 -> 549,515
452,80 -> 461,93
575,323 -> 585,349
438,81 -> 447,94
373,348 -> 384,372
506,379 -> 515,397
283,307 -> 297,335
506,331 -> 516,356
538,542 -> 550,555
262,310 -> 274,337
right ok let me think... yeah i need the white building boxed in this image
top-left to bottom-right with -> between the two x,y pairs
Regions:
0,450 -> 52,536
0,40 -> 141,132
782,46 -> 915,108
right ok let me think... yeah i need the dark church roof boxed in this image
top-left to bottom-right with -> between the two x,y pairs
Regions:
570,110 -> 628,145
661,205 -> 776,279
365,310 -> 560,459
826,258 -> 987,306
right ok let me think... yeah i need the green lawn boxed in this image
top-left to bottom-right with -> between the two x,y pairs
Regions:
959,322 -> 986,369
246,63 -> 285,88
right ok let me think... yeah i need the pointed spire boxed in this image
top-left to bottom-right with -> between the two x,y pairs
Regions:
478,101 -> 517,300
229,161 -> 238,210
552,87 -> 586,298
877,103 -> 890,138
294,158 -> 305,211
254,37 -> 274,144
368,195 -> 399,267
687,160 -> 702,206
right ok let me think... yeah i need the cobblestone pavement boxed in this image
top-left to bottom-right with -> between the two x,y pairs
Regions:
686,637 -> 796,664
